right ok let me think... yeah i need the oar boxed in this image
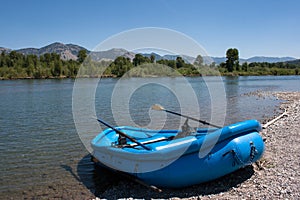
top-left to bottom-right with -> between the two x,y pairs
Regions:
151,104 -> 221,128
96,118 -> 152,151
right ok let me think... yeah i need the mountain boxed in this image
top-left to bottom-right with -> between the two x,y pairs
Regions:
210,56 -> 297,64
142,53 -> 196,63
141,54 -> 297,64
16,48 -> 39,55
286,59 -> 300,65
0,47 -> 12,53
210,57 -> 226,64
15,42 -> 88,60
142,52 -> 163,61
1,43 -> 134,62
1,42 -> 298,64
245,56 -> 296,63
90,48 -> 133,61
122,51 -> 136,61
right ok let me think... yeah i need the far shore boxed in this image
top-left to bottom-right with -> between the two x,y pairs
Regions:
1,74 -> 299,81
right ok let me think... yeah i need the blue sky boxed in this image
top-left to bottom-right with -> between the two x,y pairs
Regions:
0,0 -> 299,58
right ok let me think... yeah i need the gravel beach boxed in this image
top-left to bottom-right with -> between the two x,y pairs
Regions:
7,91 -> 300,200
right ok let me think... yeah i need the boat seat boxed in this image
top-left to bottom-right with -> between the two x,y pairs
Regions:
174,119 -> 196,139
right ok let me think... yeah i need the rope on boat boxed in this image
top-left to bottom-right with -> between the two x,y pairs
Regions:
231,142 -> 258,167
262,109 -> 288,129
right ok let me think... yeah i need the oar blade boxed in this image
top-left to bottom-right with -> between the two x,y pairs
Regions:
152,104 -> 165,111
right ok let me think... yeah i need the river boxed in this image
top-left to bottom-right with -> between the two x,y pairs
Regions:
0,76 -> 299,198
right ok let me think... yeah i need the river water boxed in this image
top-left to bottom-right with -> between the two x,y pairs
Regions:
0,76 -> 299,198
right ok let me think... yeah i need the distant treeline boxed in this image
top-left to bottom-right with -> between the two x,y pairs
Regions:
0,49 -> 299,79
218,48 -> 299,76
219,61 -> 299,76
0,50 -> 83,79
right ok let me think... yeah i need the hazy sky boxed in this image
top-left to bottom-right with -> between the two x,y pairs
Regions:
1,0 -> 299,58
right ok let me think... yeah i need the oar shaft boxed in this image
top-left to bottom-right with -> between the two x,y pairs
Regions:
97,119 -> 151,151
164,110 -> 221,128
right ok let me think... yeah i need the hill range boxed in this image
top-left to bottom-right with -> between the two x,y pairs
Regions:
0,42 -> 297,64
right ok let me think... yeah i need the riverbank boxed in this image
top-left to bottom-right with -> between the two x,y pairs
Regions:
1,74 -> 299,80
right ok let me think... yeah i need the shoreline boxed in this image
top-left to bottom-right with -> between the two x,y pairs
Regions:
0,74 -> 299,81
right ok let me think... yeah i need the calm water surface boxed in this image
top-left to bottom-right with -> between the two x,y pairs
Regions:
0,76 -> 299,197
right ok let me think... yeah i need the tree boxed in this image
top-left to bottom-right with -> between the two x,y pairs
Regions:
176,56 -> 184,68
150,54 -> 155,63
133,54 -> 143,66
9,51 -> 18,61
77,49 -> 87,63
110,56 -> 133,77
54,59 -> 63,76
209,62 -> 216,68
225,48 -> 239,72
25,55 -> 35,76
242,62 -> 248,72
194,55 -> 204,66
133,54 -> 150,66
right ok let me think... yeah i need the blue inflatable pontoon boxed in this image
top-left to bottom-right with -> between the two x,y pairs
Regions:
91,119 -> 264,188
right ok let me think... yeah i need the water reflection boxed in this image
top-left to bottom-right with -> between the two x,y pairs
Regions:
223,76 -> 240,123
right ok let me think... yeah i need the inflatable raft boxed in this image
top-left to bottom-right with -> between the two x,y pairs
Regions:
91,118 -> 264,188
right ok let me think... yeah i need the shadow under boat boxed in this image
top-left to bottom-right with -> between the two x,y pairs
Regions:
63,153 -> 255,199
61,154 -> 122,197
